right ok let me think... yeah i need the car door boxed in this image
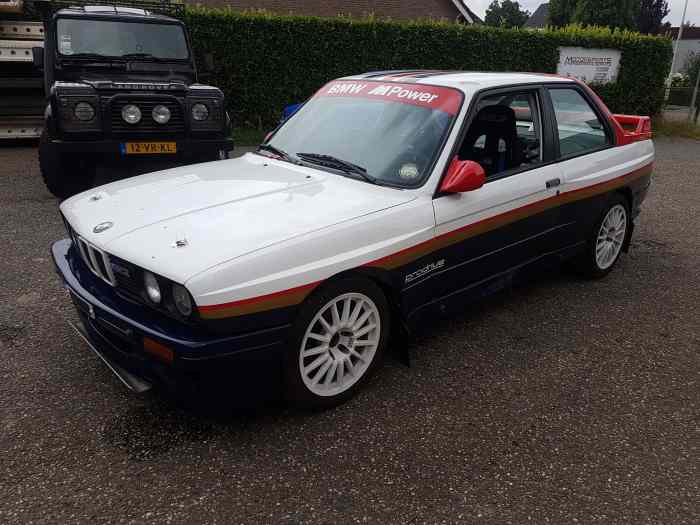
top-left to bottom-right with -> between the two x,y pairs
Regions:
544,85 -> 626,247
410,86 -> 565,311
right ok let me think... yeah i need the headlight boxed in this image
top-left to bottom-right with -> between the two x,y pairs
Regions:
172,284 -> 192,317
152,104 -> 171,124
73,102 -> 95,122
143,271 -> 161,304
191,103 -> 209,121
121,104 -> 142,124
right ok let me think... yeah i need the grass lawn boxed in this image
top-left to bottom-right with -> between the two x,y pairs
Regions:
653,117 -> 700,141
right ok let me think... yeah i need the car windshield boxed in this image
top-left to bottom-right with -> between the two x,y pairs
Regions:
267,80 -> 463,187
56,18 -> 189,60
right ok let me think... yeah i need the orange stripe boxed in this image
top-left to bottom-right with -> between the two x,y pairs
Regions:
197,164 -> 652,319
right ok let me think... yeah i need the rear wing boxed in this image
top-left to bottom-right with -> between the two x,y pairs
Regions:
612,114 -> 652,145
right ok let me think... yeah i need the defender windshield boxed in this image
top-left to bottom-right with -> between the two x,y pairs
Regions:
268,80 -> 463,187
56,18 -> 189,60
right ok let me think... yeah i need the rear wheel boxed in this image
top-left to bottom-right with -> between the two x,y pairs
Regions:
39,131 -> 95,199
574,195 -> 630,278
284,277 -> 390,409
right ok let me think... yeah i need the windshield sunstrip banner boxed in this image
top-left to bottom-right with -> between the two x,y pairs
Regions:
316,81 -> 463,115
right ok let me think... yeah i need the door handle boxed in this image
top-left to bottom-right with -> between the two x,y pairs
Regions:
546,178 -> 561,189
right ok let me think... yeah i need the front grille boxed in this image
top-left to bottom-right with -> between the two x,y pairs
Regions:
108,98 -> 185,135
75,235 -> 116,286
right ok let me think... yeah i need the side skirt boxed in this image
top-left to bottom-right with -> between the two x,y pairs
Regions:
404,242 -> 586,330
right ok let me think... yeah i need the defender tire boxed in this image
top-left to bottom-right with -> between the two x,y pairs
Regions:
284,277 -> 391,410
39,131 -> 95,199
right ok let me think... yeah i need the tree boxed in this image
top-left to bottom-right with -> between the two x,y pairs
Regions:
484,0 -> 530,29
636,0 -> 670,34
548,0 -> 578,27
573,0 -> 638,30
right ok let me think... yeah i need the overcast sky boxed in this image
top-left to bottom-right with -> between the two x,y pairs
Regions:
468,0 -> 699,26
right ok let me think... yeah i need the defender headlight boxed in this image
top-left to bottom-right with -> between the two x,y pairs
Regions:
143,271 -> 161,304
121,104 -> 142,124
152,105 -> 171,124
191,103 -> 209,121
73,102 -> 95,122
172,284 -> 192,317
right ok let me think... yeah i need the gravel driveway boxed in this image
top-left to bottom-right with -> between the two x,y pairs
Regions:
0,140 -> 698,524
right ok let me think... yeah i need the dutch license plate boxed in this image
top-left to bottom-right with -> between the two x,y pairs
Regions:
121,142 -> 177,155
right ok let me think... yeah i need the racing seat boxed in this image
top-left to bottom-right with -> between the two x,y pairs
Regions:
459,105 -> 523,176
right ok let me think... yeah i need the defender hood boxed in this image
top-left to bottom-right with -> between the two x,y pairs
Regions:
61,154 -> 415,283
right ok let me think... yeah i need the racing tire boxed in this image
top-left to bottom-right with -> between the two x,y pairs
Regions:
39,131 -> 95,199
284,277 -> 391,410
574,194 -> 630,279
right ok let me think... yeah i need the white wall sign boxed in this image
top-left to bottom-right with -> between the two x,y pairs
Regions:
557,47 -> 622,84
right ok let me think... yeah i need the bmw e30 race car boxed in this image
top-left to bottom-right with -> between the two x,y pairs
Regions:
53,71 -> 654,408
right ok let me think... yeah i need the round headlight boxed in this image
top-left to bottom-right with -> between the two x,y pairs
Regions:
143,272 -> 161,304
172,284 -> 192,317
152,104 -> 171,124
191,103 -> 209,121
121,104 -> 142,124
74,102 -> 95,122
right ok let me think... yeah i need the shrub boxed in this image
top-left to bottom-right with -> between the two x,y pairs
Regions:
182,8 -> 673,127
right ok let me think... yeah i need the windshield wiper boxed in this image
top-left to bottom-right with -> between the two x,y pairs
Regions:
296,153 -> 378,184
257,143 -> 297,163
121,53 -> 169,62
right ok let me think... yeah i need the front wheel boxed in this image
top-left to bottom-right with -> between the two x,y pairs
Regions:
574,195 -> 630,278
284,277 -> 391,409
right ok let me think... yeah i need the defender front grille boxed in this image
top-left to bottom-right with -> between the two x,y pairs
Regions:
108,99 -> 185,135
75,235 -> 116,286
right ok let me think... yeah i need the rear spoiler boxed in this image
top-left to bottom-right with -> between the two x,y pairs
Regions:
612,114 -> 652,145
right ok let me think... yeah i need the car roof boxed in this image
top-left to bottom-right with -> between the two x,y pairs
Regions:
55,6 -> 179,23
343,70 -> 575,92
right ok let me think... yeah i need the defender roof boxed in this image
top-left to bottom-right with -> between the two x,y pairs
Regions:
55,5 -> 179,22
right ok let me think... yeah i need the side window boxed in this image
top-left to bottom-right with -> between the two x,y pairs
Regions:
549,88 -> 610,158
458,90 -> 542,179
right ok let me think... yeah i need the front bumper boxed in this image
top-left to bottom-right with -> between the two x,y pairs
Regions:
48,137 -> 234,155
51,239 -> 288,393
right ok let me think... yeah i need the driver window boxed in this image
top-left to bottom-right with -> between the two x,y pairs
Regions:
458,91 -> 543,179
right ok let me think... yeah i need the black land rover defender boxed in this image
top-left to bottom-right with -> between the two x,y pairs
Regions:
35,2 -> 233,198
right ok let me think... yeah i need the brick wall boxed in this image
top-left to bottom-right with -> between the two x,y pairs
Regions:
186,0 -> 463,21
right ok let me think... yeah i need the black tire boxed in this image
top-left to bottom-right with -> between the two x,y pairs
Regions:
284,276 -> 391,410
39,130 -> 95,199
574,194 -> 630,279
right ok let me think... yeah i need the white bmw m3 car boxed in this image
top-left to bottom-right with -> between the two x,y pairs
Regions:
54,71 -> 654,408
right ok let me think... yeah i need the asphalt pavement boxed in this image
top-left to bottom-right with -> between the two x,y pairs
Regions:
0,140 -> 698,524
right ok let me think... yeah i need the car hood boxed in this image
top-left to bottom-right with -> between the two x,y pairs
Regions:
61,153 -> 415,283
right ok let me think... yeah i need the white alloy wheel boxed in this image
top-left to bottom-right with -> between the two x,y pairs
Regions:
595,204 -> 627,270
299,292 -> 381,397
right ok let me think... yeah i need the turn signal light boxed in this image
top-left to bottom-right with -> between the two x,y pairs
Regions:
143,337 -> 174,364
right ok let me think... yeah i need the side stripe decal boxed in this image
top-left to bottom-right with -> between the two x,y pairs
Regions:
197,163 -> 652,319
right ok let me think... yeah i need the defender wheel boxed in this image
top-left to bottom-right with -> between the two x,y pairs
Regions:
39,131 -> 95,199
575,195 -> 630,279
284,277 -> 391,410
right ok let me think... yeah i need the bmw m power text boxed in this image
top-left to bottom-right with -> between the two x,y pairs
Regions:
53,71 -> 654,408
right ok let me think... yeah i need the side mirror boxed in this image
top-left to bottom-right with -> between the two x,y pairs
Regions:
439,157 -> 486,194
32,47 -> 44,69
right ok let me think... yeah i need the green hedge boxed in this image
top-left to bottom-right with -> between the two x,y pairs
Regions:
182,9 -> 673,127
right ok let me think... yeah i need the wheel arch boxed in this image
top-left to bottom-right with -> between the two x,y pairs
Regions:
307,266 -> 408,334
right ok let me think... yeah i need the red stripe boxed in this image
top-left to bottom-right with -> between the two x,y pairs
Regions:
198,164 -> 652,315
198,281 -> 320,313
